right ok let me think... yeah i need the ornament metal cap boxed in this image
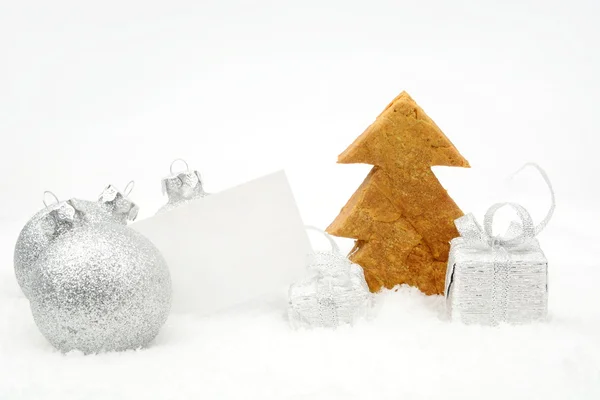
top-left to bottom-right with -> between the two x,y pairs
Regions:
43,199 -> 85,237
161,159 -> 207,202
98,180 -> 139,222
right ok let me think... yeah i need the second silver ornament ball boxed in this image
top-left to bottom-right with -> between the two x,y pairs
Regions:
14,184 -> 138,299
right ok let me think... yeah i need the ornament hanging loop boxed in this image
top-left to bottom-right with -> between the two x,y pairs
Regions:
170,159 -> 190,175
305,225 -> 340,254
43,191 -> 59,208
123,180 -> 135,197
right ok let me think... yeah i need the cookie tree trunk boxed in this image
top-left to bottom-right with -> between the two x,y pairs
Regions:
327,92 -> 469,295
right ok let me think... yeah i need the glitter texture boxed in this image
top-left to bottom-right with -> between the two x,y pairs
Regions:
14,186 -> 137,299
73,184 -> 139,225
28,211 -> 172,354
288,229 -> 372,329
14,201 -> 81,299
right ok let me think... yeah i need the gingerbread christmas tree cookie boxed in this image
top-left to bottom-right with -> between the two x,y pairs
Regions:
327,91 -> 469,295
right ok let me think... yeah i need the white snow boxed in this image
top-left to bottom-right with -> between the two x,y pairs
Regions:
1,211 -> 599,399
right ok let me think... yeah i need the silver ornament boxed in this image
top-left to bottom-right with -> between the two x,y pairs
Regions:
288,228 -> 372,329
28,202 -> 172,354
14,185 -> 138,299
14,193 -> 84,299
157,159 -> 208,214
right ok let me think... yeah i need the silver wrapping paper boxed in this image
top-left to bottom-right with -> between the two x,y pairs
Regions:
445,164 -> 554,326
445,237 -> 548,325
28,202 -> 172,354
288,250 -> 372,329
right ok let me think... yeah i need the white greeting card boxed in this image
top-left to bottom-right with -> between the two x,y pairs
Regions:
132,171 -> 311,316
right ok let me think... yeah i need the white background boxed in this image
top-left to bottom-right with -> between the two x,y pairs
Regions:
1,1 -> 599,399
1,0 -> 598,224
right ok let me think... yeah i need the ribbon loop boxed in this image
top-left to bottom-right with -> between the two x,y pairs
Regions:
483,202 -> 535,247
454,163 -> 554,250
455,213 -> 487,243
511,163 -> 555,236
305,225 -> 340,255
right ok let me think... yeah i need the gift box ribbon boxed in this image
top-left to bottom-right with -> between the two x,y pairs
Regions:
445,164 -> 555,322
455,163 -> 555,249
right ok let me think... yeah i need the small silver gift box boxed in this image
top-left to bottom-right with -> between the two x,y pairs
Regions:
288,230 -> 372,329
445,202 -> 550,325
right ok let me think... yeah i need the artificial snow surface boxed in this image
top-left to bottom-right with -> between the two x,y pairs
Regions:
1,214 -> 599,399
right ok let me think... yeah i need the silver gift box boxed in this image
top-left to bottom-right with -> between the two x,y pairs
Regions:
445,164 -> 555,326
445,237 -> 548,325
288,251 -> 372,329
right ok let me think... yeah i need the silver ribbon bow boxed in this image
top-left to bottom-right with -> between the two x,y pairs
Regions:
445,164 -> 555,324
454,163 -> 555,249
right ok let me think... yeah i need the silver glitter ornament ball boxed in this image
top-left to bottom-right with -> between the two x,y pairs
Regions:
157,159 -> 208,214
14,186 -> 138,299
14,199 -> 71,299
28,208 -> 172,354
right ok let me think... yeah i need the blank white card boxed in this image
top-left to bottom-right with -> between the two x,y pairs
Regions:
133,171 -> 312,316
